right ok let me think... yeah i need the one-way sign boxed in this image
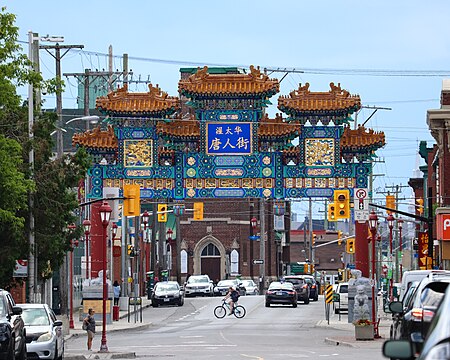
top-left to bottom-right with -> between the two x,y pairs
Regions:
252,259 -> 264,265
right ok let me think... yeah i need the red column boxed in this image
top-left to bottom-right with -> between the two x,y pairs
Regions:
354,221 -> 369,278
90,202 -> 104,278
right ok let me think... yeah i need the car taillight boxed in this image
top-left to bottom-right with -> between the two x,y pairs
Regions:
302,284 -> 308,289
411,308 -> 435,321
288,291 -> 296,295
311,284 -> 316,289
267,290 -> 274,295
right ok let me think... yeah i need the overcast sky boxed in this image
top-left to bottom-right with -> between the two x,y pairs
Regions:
4,0 -> 449,218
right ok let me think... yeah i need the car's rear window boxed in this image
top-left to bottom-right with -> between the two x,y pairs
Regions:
420,282 -> 449,308
339,285 -> 348,293
284,278 -> 303,285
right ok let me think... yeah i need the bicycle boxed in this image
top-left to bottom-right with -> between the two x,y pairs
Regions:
214,299 -> 246,318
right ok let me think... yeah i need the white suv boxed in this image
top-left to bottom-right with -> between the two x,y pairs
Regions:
334,282 -> 348,314
184,275 -> 214,297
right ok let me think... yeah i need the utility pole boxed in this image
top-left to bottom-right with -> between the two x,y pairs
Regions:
385,184 -> 409,282
40,42 -> 84,158
259,198 -> 266,293
64,69 -> 124,130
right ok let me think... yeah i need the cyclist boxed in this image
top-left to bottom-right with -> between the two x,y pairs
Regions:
223,286 -> 240,315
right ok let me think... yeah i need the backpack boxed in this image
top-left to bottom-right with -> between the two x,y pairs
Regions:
82,321 -> 88,330
231,290 -> 240,301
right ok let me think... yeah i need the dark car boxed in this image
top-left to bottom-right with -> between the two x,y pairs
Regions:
151,281 -> 184,307
0,289 -> 26,360
383,285 -> 450,360
283,276 -> 310,304
388,272 -> 450,354
265,281 -> 297,308
213,279 -> 246,297
303,275 -> 319,301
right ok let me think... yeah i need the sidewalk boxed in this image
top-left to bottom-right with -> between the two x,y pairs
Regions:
64,297 -> 153,359
316,302 -> 392,348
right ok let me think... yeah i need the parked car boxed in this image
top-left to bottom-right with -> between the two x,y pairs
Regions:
241,279 -> 259,295
283,276 -> 310,304
265,281 -> 297,308
303,275 -> 319,301
151,281 -> 184,307
0,289 -> 26,360
184,275 -> 214,297
213,279 -> 245,297
388,272 -> 450,354
18,303 -> 63,360
334,282 -> 348,314
383,285 -> 450,360
388,280 -> 420,339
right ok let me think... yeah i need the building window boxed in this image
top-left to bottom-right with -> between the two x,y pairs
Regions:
201,243 -> 220,257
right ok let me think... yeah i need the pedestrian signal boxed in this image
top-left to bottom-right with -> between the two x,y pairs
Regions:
328,203 -> 337,222
193,202 -> 204,221
157,204 -> 167,222
346,238 -> 355,254
386,195 -> 395,214
337,230 -> 342,245
123,184 -> 140,216
334,190 -> 350,219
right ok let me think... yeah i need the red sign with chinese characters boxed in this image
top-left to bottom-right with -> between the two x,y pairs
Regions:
418,232 -> 429,269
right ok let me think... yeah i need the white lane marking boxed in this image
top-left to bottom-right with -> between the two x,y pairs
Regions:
108,344 -> 236,349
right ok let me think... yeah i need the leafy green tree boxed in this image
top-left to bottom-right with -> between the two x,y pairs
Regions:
0,7 -> 91,287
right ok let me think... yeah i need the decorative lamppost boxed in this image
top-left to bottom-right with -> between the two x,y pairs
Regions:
398,218 -> 404,281
111,222 -> 118,240
142,210 -> 149,230
387,213 -> 395,302
67,223 -> 77,330
369,211 -> 380,338
166,228 -> 174,247
83,219 -> 91,279
251,217 -> 257,231
99,201 -> 112,353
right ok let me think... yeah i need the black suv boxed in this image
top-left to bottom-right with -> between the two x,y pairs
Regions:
0,289 -> 26,360
283,276 -> 310,304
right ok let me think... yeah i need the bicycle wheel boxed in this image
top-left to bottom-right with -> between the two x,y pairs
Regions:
233,305 -> 246,318
214,305 -> 227,318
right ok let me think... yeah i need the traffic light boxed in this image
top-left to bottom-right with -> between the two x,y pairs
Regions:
337,230 -> 342,245
312,233 -> 317,246
157,204 -> 167,222
334,189 -> 350,219
123,184 -> 140,216
386,195 -> 395,214
193,202 -> 204,220
346,237 -> 355,254
327,203 -> 337,222
127,245 -> 135,257
416,198 -> 424,215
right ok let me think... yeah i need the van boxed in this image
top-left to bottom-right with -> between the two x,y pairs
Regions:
334,282 -> 348,314
399,270 -> 432,301
399,270 -> 450,301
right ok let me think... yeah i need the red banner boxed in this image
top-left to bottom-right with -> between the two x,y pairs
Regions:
418,232 -> 430,269
113,245 -> 121,258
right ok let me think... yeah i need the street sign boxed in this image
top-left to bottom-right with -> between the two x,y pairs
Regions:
252,259 -> 264,265
248,235 -> 260,241
354,188 -> 369,222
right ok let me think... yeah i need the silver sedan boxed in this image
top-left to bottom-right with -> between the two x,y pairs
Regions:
18,303 -> 64,360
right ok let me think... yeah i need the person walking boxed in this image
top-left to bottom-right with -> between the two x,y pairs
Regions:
113,280 -> 121,306
83,308 -> 96,351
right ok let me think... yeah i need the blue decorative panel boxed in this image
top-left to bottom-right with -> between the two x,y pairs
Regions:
214,156 -> 245,166
206,122 -> 252,155
214,189 -> 246,197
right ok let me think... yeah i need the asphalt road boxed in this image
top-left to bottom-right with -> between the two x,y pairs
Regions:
66,295 -> 387,359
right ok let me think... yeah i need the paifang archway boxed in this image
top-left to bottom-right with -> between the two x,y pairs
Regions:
73,66 -> 385,282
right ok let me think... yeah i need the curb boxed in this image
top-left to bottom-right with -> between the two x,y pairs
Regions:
324,337 -> 356,348
64,352 -> 136,359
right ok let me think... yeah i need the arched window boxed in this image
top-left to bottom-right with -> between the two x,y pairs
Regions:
201,243 -> 220,257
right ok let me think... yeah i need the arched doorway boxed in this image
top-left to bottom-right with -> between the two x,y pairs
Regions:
193,236 -> 226,281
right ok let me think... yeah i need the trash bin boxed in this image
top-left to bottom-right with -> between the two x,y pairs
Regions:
113,305 -> 120,321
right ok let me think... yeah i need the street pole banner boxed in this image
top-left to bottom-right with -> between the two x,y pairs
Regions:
418,232 -> 430,269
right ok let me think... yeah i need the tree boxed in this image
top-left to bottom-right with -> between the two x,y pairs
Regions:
0,7 -> 91,288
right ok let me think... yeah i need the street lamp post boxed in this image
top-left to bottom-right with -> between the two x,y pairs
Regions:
369,211 -> 380,338
142,210 -> 149,231
83,219 -> 91,279
387,213 -> 395,302
68,223 -> 77,330
99,202 -> 112,353
166,228 -> 173,279
398,218 -> 404,281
